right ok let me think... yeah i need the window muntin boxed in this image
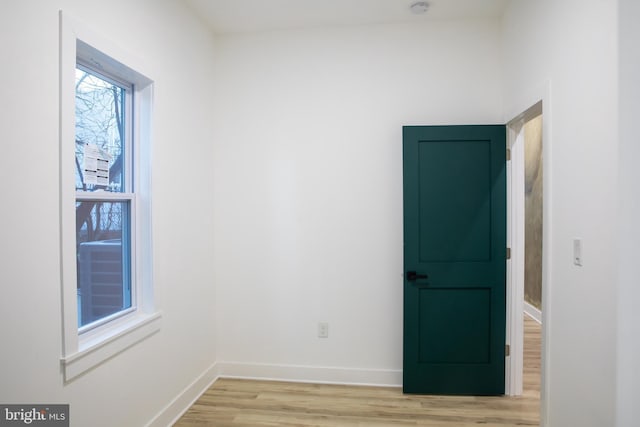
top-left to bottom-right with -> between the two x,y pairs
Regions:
75,65 -> 135,330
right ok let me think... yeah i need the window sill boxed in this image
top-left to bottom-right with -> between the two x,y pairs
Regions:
61,311 -> 161,382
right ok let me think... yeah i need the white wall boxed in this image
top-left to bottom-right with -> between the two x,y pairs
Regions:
3,1 -> 633,425
0,1 -> 217,426
617,0 -> 640,425
502,0 -> 618,426
211,19 -> 504,384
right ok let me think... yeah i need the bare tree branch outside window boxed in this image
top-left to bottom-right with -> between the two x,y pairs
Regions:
75,68 -> 126,248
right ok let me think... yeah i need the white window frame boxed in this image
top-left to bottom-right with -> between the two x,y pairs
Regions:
59,11 -> 160,382
75,61 -> 136,333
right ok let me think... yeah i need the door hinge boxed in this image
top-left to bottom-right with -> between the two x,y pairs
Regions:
505,344 -> 510,357
506,247 -> 511,260
506,148 -> 511,161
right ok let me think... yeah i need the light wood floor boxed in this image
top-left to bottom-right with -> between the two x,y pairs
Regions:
175,317 -> 541,426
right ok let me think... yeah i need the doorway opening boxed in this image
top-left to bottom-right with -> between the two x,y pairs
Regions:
505,100 -> 546,415
523,114 -> 543,323
521,113 -> 543,404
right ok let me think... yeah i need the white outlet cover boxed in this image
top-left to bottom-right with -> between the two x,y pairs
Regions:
318,322 -> 329,338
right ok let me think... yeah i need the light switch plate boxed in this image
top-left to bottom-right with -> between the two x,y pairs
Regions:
573,238 -> 582,266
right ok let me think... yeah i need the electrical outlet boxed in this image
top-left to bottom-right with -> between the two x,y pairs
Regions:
318,322 -> 329,338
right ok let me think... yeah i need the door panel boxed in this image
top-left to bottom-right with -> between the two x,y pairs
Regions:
418,140 -> 491,262
418,288 -> 491,364
403,125 -> 506,395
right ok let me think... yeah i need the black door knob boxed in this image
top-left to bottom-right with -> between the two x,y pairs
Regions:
406,271 -> 428,282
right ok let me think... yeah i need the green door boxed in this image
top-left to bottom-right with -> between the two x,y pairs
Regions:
403,125 -> 506,395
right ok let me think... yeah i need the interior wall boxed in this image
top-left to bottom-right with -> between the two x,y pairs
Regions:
211,19 -> 504,383
3,1 -> 632,425
502,0 -> 618,426
617,0 -> 640,425
524,115 -> 543,310
0,1 -> 217,426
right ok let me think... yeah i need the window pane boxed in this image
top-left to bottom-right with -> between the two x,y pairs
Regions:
77,201 -> 131,328
75,67 -> 126,192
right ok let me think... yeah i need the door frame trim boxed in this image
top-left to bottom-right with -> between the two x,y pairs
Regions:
504,80 -> 551,427
505,117 -> 526,396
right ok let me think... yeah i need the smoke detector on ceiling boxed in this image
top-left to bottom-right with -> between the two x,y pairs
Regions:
410,1 -> 430,15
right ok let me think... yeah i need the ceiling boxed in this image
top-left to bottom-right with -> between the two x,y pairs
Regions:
183,0 -> 511,35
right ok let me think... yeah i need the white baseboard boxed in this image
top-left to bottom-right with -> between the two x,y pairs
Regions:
145,362 -> 220,427
145,361 -> 401,426
524,301 -> 542,324
216,361 -> 403,388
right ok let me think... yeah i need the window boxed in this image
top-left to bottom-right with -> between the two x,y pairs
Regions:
59,12 -> 160,381
75,64 -> 133,330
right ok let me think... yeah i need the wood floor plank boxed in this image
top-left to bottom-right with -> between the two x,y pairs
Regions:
175,317 -> 541,426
